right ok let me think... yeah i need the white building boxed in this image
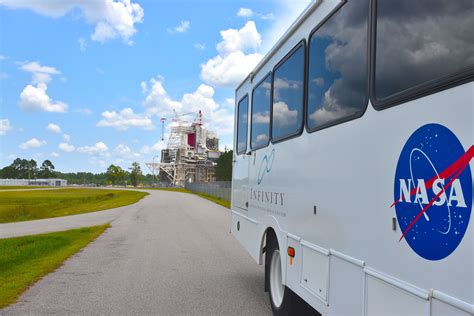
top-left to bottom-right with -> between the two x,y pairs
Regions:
0,179 -> 68,186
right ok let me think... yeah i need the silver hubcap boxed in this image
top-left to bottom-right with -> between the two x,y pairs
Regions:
270,249 -> 284,308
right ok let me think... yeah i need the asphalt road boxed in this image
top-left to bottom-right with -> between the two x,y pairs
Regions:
1,190 -> 271,315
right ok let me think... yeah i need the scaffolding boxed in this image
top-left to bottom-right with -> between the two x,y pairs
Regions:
146,112 -> 222,187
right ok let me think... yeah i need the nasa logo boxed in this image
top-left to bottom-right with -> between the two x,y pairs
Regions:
392,123 -> 473,261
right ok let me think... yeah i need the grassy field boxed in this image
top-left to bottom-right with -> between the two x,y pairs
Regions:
0,186 -> 48,190
148,187 -> 231,208
0,225 -> 109,309
0,189 -> 148,223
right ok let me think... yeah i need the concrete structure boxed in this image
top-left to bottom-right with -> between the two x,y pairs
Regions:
0,178 -> 67,186
146,111 -> 222,187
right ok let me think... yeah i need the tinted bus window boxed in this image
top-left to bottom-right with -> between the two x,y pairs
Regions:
236,96 -> 249,154
307,0 -> 369,131
251,74 -> 272,149
272,44 -> 305,141
375,0 -> 474,100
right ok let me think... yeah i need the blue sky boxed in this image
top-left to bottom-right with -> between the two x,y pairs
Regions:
0,0 -> 310,173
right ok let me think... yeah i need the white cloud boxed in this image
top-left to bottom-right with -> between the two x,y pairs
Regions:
201,21 -> 262,87
20,61 -> 60,84
46,123 -> 61,134
167,20 -> 190,34
115,144 -> 141,161
97,107 -> 154,130
225,98 -> 235,106
0,55 -> 7,60
0,0 -> 144,44
78,37 -> 87,52
51,152 -> 60,158
77,142 -> 109,154
59,142 -> 75,152
19,61 -> 68,112
237,8 -> 253,18
63,134 -> 71,142
20,84 -> 68,112
273,101 -> 297,127
142,78 -> 234,136
0,119 -> 12,135
140,141 -> 166,155
19,138 -> 46,149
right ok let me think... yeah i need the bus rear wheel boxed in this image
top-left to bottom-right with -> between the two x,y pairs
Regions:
267,238 -> 292,315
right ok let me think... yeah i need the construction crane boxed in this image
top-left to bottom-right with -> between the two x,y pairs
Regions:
159,110 -> 202,142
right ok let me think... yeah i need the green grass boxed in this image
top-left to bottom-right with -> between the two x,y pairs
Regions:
0,189 -> 148,223
0,186 -> 48,190
147,187 -> 230,208
0,224 -> 109,309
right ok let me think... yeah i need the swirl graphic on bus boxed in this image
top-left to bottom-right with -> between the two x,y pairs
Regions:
257,149 -> 275,185
392,124 -> 472,260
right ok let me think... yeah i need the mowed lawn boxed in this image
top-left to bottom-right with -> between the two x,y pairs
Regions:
0,225 -> 109,308
0,186 -> 48,190
0,189 -> 148,223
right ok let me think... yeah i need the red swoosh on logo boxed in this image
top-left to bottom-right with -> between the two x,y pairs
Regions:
391,145 -> 473,241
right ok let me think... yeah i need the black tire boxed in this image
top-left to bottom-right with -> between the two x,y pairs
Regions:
267,237 -> 293,316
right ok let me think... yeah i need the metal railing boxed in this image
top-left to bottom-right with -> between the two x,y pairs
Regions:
185,181 -> 231,201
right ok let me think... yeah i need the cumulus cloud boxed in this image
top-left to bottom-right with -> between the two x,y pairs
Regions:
201,21 -> 263,87
19,61 -> 68,112
0,119 -> 12,135
98,75 -> 234,140
59,142 -> 75,152
142,78 -> 234,136
273,101 -> 297,127
77,142 -> 109,154
167,20 -> 190,34
140,141 -> 166,155
97,107 -> 154,130
0,0 -> 144,44
237,8 -> 253,18
46,123 -> 61,134
19,138 -> 46,149
51,152 -> 60,158
237,7 -> 274,20
114,144 -> 141,161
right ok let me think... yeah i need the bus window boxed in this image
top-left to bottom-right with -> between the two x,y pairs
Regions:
271,43 -> 305,142
236,95 -> 249,155
251,74 -> 272,150
374,0 -> 474,103
306,0 -> 369,131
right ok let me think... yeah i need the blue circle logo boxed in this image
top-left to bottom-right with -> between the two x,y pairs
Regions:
392,124 -> 472,261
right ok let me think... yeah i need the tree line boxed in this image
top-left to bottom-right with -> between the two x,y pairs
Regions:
0,158 -> 150,186
0,152 -> 233,186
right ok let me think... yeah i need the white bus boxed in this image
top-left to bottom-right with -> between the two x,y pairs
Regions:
231,0 -> 473,315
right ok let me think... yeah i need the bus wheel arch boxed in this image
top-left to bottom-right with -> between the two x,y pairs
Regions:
264,227 -> 294,315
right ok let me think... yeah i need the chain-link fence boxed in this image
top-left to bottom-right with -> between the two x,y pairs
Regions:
185,181 -> 231,201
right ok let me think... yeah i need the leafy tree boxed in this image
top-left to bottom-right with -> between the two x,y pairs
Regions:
106,164 -> 128,185
214,150 -> 233,181
38,160 -> 55,178
129,162 -> 142,187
